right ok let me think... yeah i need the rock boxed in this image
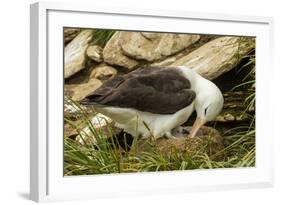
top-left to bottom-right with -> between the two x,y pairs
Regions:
120,32 -> 200,62
90,63 -> 117,81
170,37 -> 255,80
215,91 -> 252,122
64,30 -> 94,78
103,31 -> 200,69
64,28 -> 81,45
103,32 -> 139,69
75,113 -> 116,145
64,78 -> 102,101
151,35 -> 216,67
151,56 -> 177,67
150,35 -> 217,67
137,126 -> 224,158
86,45 -> 103,62
141,32 -> 162,40
64,122 -> 79,139
223,113 -> 235,121
64,96 -> 82,114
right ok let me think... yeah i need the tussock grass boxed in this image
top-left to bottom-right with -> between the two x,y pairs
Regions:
92,29 -> 115,47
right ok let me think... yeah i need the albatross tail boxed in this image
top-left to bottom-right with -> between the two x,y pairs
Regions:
79,97 -> 105,107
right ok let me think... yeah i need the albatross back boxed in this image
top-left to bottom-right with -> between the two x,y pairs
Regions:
84,67 -> 196,114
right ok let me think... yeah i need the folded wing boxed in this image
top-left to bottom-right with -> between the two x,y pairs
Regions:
85,67 -> 196,114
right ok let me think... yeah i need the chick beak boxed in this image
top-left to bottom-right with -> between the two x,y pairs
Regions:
189,117 -> 206,138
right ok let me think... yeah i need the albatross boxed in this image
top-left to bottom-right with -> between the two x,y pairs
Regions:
81,66 -> 224,139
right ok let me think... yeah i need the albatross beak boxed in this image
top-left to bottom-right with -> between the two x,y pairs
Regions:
189,117 -> 206,138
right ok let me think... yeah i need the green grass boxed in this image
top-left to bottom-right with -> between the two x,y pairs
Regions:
91,29 -> 115,48
64,123 -> 255,175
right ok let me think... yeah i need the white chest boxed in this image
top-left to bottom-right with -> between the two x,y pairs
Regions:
96,103 -> 195,139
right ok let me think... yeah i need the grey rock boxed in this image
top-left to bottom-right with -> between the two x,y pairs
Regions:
90,63 -> 118,81
103,32 -> 139,69
86,45 -> 103,62
64,78 -> 102,101
120,32 -> 200,61
64,28 -> 81,45
64,30 -> 93,78
103,31 -> 200,69
171,37 -> 255,80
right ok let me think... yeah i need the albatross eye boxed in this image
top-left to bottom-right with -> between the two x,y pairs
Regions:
204,107 -> 208,115
204,104 -> 211,116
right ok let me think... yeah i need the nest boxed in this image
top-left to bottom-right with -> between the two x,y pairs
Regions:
136,126 -> 224,159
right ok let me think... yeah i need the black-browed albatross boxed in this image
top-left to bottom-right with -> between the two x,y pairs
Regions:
81,66 -> 224,139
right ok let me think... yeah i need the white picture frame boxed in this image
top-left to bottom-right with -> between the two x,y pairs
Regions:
30,2 -> 274,202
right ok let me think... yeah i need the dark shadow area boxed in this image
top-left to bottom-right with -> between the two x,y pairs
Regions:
213,50 -> 255,93
106,130 -> 134,152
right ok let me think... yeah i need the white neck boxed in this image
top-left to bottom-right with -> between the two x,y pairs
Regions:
177,66 -> 208,92
177,66 -> 224,121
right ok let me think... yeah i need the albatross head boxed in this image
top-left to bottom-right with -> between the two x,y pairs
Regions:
189,79 -> 224,138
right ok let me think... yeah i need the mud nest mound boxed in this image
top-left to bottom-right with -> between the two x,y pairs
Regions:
136,126 -> 224,159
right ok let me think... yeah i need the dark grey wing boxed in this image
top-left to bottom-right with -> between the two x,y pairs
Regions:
86,75 -> 125,102
84,67 -> 196,114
